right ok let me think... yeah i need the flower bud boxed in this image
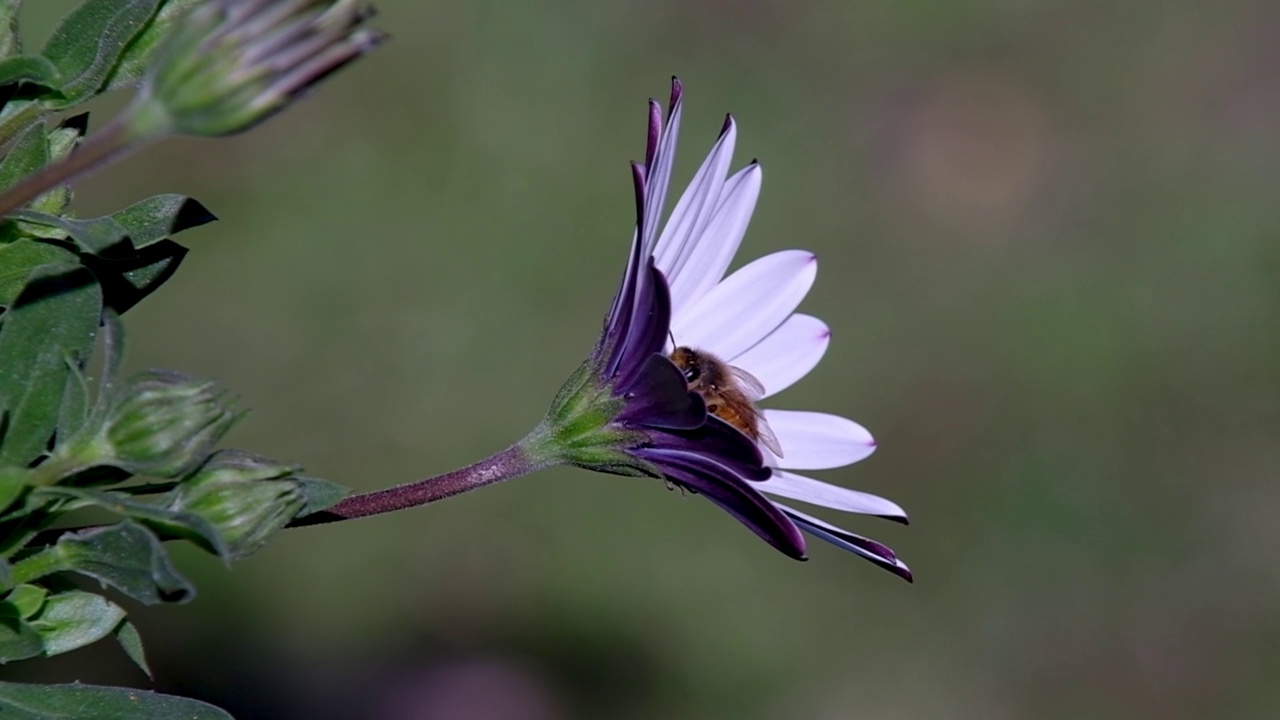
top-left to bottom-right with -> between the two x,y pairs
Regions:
169,449 -> 304,559
101,370 -> 239,477
134,0 -> 386,138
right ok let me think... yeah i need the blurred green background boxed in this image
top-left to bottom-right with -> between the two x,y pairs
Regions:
11,1 -> 1280,718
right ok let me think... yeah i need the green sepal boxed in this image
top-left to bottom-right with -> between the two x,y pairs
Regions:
528,356 -> 657,477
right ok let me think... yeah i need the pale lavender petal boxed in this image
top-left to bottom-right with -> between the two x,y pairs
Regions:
640,81 -> 683,258
666,163 -> 762,313
775,503 -> 912,581
762,409 -> 875,470
654,117 -> 737,288
728,313 -> 829,399
671,250 -> 817,359
758,470 -> 907,523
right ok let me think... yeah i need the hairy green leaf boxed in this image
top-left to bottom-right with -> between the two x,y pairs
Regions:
0,264 -> 102,467
4,584 -> 46,619
29,589 -> 125,655
0,681 -> 234,719
0,122 -> 47,194
0,239 -> 77,308
0,467 -> 26,517
102,0 -> 203,93
55,352 -> 91,444
40,0 -> 162,107
0,605 -> 42,663
111,194 -> 215,247
39,487 -> 227,559
48,521 -> 192,605
113,618 -> 150,677
6,210 -> 129,255
0,1 -> 21,58
0,56 -> 60,90
9,208 -> 198,314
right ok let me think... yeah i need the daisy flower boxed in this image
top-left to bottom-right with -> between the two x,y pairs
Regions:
306,79 -> 910,581
562,78 -> 911,580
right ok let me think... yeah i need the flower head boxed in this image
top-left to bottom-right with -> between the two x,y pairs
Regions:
134,0 -> 385,138
540,79 -> 911,581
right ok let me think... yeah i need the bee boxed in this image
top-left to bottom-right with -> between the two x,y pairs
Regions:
669,346 -> 784,457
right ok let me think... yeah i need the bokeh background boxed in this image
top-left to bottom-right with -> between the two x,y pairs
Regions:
9,1 -> 1280,718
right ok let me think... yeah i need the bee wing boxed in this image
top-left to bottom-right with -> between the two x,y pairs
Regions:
755,413 -> 785,458
718,387 -> 785,459
728,365 -> 767,401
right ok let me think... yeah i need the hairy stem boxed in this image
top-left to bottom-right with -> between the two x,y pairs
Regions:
0,99 -> 170,217
290,439 -> 557,527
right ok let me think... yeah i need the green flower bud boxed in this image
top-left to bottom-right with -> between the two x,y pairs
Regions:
130,0 -> 386,138
100,370 -> 239,478
170,449 -> 304,559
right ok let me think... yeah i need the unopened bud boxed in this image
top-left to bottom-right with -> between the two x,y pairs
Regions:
133,0 -> 385,138
170,449 -> 304,559
101,370 -> 239,477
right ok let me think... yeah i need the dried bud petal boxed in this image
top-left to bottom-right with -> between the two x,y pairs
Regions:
101,370 -> 239,477
134,0 -> 385,138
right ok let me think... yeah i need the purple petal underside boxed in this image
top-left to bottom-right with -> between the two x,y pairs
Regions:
642,450 -> 806,560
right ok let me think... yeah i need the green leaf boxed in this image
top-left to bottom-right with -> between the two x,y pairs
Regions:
0,55 -> 60,89
48,521 -> 193,604
0,122 -> 48,194
102,0 -> 203,93
6,210 -> 130,255
55,352 -> 91,444
0,264 -> 102,467
0,681 -> 234,719
0,605 -> 42,663
5,584 -> 46,619
40,0 -> 162,107
29,589 -> 125,656
39,487 -> 227,559
111,194 -> 215,247
0,466 -> 26,516
0,239 -> 77,308
296,476 -> 350,517
113,618 -> 150,677
9,208 -> 198,314
30,115 -> 90,215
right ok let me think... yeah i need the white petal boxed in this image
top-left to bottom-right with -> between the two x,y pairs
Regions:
758,470 -> 906,519
654,120 -> 737,283
641,101 -> 682,257
728,313 -> 829,399
672,250 -> 817,359
762,410 -> 875,470
666,164 -> 762,312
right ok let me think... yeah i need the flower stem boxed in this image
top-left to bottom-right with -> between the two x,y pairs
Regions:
0,99 -> 170,218
290,438 -> 556,528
